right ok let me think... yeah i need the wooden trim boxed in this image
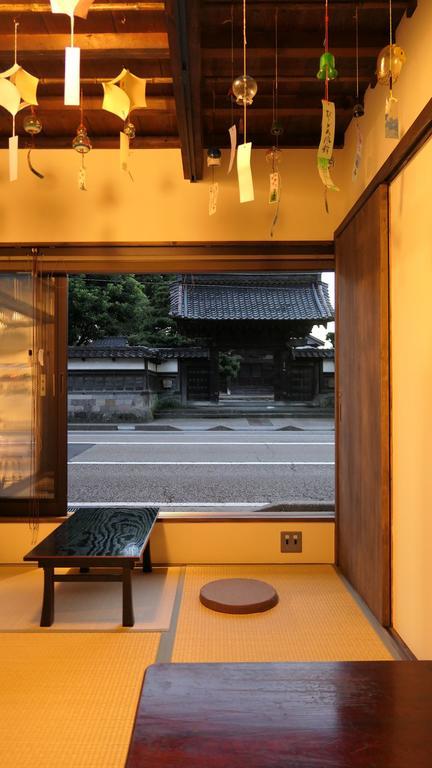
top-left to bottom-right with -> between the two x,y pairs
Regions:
0,241 -> 335,274
335,98 -> 432,238
387,628 -> 418,660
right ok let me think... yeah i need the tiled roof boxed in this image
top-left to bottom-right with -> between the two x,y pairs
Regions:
68,346 -> 209,360
294,348 -> 334,359
170,274 -> 334,322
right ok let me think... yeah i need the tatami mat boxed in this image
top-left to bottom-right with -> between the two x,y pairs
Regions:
0,566 -> 179,631
0,632 -> 159,768
171,565 -> 395,662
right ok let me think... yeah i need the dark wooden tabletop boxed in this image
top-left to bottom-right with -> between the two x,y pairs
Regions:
126,661 -> 432,768
23,507 -> 158,561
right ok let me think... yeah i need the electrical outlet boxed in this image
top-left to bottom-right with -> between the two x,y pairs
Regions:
280,531 -> 302,553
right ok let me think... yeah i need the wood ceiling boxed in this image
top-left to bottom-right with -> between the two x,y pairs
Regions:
0,1 -> 417,181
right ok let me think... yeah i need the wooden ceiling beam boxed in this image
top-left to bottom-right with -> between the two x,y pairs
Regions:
39,77 -> 173,86
0,32 -> 169,54
203,47 -> 379,61
203,75 -> 371,84
203,1 -> 411,9
165,0 -> 203,182
0,135 -> 180,149
31,96 -> 175,112
0,2 -> 165,13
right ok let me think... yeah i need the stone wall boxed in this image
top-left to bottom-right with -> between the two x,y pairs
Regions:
68,391 -> 159,423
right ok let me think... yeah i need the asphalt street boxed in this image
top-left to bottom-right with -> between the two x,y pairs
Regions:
68,426 -> 335,510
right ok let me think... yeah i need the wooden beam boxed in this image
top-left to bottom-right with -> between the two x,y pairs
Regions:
0,2 -> 165,12
39,77 -> 173,86
165,0 -> 203,182
0,135 -> 180,150
0,32 -> 169,55
203,1 -> 411,8
32,96 -> 175,112
203,47 -> 379,61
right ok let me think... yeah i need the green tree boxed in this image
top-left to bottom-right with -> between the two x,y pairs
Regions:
68,275 -> 150,345
133,275 -> 196,347
218,352 -> 241,392
326,331 -> 335,347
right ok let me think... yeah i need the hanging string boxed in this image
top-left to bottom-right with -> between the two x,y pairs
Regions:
242,0 -> 247,144
324,0 -> 329,102
71,12 -> 75,48
230,3 -> 234,127
389,0 -> 393,96
274,8 -> 279,148
355,4 -> 359,102
14,19 -> 19,64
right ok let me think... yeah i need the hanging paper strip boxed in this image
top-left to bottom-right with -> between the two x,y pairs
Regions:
227,124 -> 237,174
237,142 -> 254,203
352,121 -> 363,181
9,135 -> 18,181
317,100 -> 339,191
120,131 -> 130,172
269,171 -> 280,204
209,182 -> 219,216
385,95 -> 399,139
50,2 -> 94,106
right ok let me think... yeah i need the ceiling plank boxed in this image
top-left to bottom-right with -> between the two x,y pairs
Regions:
0,135 -> 180,150
203,47 -> 380,60
0,32 -> 169,54
33,96 -> 175,112
0,2 -> 165,12
203,1 -> 411,9
165,0 -> 203,182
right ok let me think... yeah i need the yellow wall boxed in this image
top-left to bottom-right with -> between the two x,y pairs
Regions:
390,136 -> 432,659
0,520 -> 334,565
338,0 -> 432,215
0,148 -> 343,244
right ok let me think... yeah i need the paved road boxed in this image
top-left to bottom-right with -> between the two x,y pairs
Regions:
68,428 -> 335,510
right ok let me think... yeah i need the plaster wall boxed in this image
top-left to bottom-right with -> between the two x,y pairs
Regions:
0,148 -> 342,244
0,519 -> 335,565
338,0 -> 432,216
390,136 -> 432,660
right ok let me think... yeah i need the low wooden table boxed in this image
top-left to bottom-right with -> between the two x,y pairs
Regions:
24,506 -> 158,627
126,661 -> 432,767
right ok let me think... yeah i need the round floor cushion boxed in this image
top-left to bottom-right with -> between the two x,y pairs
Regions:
199,578 -> 279,614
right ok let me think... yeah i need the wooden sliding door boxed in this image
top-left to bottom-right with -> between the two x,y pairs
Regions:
335,185 -> 390,625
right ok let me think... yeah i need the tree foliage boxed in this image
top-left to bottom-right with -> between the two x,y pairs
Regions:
68,274 -> 196,347
218,352 -> 241,385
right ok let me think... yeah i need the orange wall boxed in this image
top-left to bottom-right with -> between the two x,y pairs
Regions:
0,148 -> 343,244
390,136 -> 432,660
338,0 -> 432,215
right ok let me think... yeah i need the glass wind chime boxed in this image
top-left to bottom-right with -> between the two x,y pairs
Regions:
72,95 -> 92,190
0,21 -> 39,181
352,4 -> 364,181
266,8 -> 283,237
234,0 -> 257,203
316,0 -> 339,211
376,0 -> 406,139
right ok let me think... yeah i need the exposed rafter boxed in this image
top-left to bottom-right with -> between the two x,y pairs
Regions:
165,0 -> 203,181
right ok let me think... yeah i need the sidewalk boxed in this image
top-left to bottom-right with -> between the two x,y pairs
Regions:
68,416 -> 335,432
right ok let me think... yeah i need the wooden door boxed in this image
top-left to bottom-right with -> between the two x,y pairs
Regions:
0,274 -> 67,517
335,185 -> 390,625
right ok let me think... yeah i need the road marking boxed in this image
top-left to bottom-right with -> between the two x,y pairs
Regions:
69,461 -> 335,466
68,441 -> 334,446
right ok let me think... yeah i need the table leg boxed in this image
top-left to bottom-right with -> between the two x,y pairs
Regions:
122,566 -> 134,627
142,541 -> 152,573
41,566 -> 55,627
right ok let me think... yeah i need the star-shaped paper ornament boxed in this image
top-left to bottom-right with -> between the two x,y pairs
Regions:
102,69 -> 147,122
0,63 -> 38,115
50,1 -> 94,20
0,63 -> 39,181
